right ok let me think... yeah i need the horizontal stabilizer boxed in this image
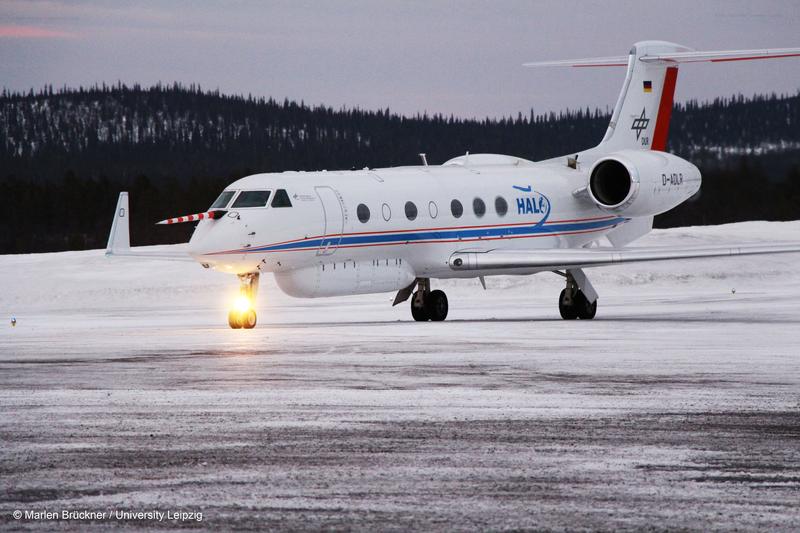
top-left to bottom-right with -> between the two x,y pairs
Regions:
450,243 -> 800,271
524,47 -> 800,68
640,47 -> 800,64
523,56 -> 629,68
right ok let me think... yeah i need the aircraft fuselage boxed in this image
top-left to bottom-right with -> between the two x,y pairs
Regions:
188,162 -> 640,297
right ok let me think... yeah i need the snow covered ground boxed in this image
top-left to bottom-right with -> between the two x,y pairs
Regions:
1,221 -> 799,531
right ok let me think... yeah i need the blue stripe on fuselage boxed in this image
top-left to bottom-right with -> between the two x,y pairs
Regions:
237,216 -> 625,253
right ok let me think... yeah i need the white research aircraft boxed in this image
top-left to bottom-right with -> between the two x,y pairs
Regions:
106,41 -> 800,329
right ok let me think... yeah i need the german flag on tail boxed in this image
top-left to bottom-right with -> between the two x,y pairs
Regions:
643,80 -> 652,93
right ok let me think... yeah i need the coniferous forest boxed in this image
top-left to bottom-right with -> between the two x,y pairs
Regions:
1,84 -> 799,253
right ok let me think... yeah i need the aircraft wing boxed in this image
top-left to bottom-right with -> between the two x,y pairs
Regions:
106,192 -> 195,261
449,243 -> 800,271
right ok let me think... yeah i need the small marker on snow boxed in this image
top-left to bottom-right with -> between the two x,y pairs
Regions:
11,317 -> 17,327
731,288 -> 736,294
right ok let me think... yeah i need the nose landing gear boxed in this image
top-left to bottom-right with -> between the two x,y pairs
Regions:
228,272 -> 260,329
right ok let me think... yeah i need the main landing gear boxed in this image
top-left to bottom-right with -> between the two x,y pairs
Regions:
228,272 -> 259,329
557,270 -> 596,320
409,278 -> 449,322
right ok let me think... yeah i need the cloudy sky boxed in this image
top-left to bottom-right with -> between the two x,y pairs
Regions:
2,0 -> 799,118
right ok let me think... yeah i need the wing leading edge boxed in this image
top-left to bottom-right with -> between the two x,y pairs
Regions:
449,243 -> 800,271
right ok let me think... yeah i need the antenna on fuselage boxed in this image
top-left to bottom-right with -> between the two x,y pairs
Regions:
567,154 -> 579,169
419,153 -> 428,166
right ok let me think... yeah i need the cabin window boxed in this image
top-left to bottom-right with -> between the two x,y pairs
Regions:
357,203 -> 370,223
210,190 -> 235,209
382,203 -> 391,221
473,197 -> 486,218
271,189 -> 293,207
429,201 -> 438,218
232,190 -> 271,208
405,201 -> 418,221
495,196 -> 508,217
450,199 -> 463,218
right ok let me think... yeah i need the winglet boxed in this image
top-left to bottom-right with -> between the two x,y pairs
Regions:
106,192 -> 131,256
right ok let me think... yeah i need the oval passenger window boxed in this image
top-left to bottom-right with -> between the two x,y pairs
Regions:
450,199 -> 463,218
357,203 -> 370,223
405,201 -> 418,221
495,196 -> 508,217
473,197 -> 486,218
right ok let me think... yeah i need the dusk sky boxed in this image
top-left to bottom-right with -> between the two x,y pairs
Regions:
2,0 -> 799,118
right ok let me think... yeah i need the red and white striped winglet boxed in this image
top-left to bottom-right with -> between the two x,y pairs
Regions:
156,210 -> 225,225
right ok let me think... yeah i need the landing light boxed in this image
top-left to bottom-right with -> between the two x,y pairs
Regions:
233,295 -> 252,313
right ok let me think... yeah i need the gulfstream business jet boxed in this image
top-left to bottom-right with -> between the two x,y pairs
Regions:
107,41 -> 800,328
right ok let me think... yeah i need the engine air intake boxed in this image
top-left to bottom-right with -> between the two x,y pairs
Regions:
589,159 -> 632,208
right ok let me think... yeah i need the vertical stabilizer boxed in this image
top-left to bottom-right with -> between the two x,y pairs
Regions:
598,41 -> 688,152
525,41 -> 800,158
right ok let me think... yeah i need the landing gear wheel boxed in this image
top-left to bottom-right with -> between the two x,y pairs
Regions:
228,272 -> 260,329
241,309 -> 257,329
575,292 -> 597,320
228,310 -> 243,329
411,291 -> 430,322
559,289 -> 597,320
558,289 -> 579,320
425,289 -> 449,322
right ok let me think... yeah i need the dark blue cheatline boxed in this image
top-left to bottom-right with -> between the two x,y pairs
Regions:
243,216 -> 625,254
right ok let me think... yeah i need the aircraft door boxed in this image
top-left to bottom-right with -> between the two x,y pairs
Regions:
315,186 -> 345,255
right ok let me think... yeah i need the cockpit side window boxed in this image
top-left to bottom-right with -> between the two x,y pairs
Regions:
210,190 -> 235,209
271,189 -> 293,208
231,190 -> 271,208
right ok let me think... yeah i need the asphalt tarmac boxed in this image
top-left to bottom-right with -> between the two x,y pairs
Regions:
2,304 -> 800,531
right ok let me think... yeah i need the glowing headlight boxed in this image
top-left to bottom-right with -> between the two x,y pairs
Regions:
233,295 -> 252,313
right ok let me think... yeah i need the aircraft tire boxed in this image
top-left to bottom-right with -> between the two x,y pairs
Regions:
410,291 -> 430,321
575,291 -> 597,320
228,310 -> 243,329
242,309 -> 257,329
426,290 -> 449,322
558,289 -> 579,320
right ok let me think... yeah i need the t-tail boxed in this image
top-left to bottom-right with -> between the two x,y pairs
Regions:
526,41 -> 800,246
526,40 -> 800,158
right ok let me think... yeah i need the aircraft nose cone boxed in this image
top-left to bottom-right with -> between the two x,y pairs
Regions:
187,221 -> 217,257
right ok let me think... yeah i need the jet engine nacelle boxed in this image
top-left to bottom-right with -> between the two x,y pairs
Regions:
587,149 -> 701,217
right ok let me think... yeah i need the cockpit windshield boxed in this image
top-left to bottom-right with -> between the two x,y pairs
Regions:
271,189 -> 293,207
232,190 -> 271,208
210,190 -> 235,209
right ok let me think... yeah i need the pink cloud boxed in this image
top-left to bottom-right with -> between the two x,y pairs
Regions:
0,25 -> 77,39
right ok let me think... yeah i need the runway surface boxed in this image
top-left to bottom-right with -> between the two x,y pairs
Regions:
2,221 -> 800,531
